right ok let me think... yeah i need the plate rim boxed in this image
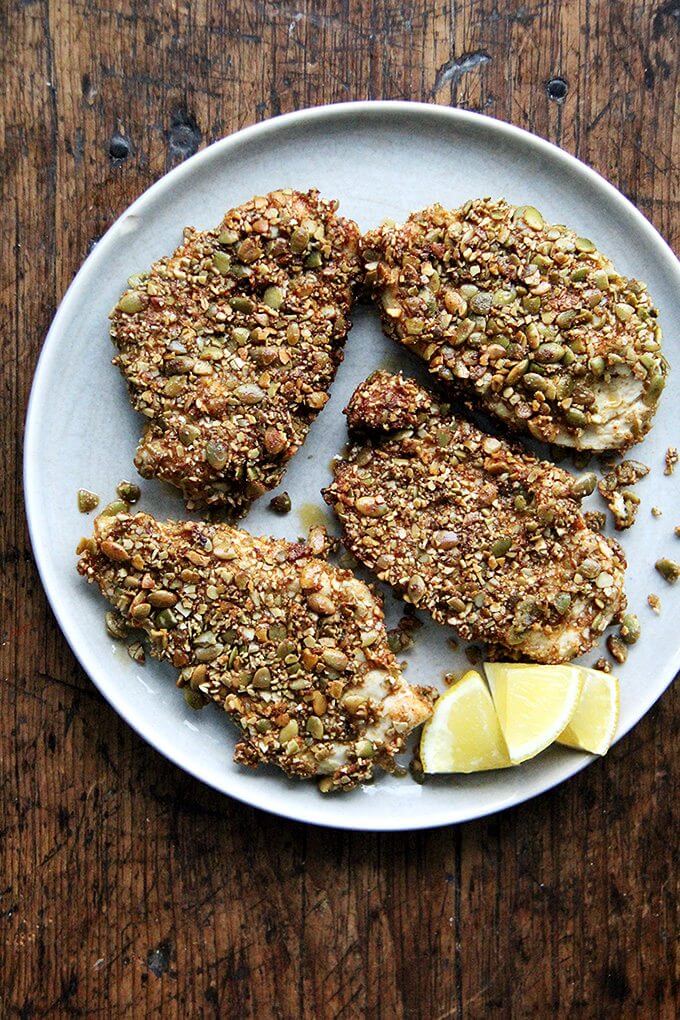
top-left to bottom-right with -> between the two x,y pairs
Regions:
24,99 -> 680,832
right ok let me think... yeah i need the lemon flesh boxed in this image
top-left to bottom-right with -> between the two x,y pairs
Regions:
484,662 -> 583,764
557,667 -> 620,755
420,670 -> 511,774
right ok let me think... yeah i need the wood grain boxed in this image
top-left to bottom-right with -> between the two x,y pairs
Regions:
2,1 -> 678,1016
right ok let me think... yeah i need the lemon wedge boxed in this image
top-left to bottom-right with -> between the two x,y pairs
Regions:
484,662 -> 583,764
557,666 -> 620,754
420,670 -> 511,773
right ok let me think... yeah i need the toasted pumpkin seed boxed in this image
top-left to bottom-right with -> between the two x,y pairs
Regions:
116,480 -> 141,504
212,251 -> 231,274
619,613 -> 640,645
117,292 -> 144,314
263,286 -> 284,309
655,558 -> 680,584
77,489 -> 100,513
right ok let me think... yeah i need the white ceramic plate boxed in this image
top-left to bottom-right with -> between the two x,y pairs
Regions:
25,102 -> 680,831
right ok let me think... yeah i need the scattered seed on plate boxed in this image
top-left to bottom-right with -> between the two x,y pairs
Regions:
116,480 -> 141,503
619,612 -> 640,645
598,460 -> 649,530
77,489 -> 100,513
592,657 -> 612,673
606,634 -> 628,664
655,558 -> 680,584
269,492 -> 292,514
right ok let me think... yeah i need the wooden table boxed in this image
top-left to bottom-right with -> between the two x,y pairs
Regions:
3,2 -> 678,1016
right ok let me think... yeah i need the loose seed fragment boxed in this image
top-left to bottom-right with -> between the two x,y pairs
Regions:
105,610 -> 127,640
664,447 -> 678,476
116,480 -> 141,504
269,492 -> 292,514
606,634 -> 628,664
619,613 -> 640,645
655,558 -> 680,584
101,500 -> 128,517
77,489 -> 100,513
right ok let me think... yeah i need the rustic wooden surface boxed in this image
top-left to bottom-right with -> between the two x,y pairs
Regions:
2,1 -> 679,1016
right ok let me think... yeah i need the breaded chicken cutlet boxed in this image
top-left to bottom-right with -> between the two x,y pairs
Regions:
110,189 -> 361,513
363,198 -> 667,450
77,510 -> 434,790
323,372 -> 627,664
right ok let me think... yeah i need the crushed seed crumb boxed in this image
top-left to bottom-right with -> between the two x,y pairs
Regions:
583,509 -> 607,532
593,657 -> 612,673
606,633 -> 628,664
647,593 -> 661,614
597,460 -> 649,530
127,640 -> 145,664
651,506 -> 662,518
664,447 -> 678,475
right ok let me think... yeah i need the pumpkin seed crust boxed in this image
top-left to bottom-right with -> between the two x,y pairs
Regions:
77,509 -> 434,790
324,371 -> 627,664
110,189 -> 361,514
362,198 -> 667,451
